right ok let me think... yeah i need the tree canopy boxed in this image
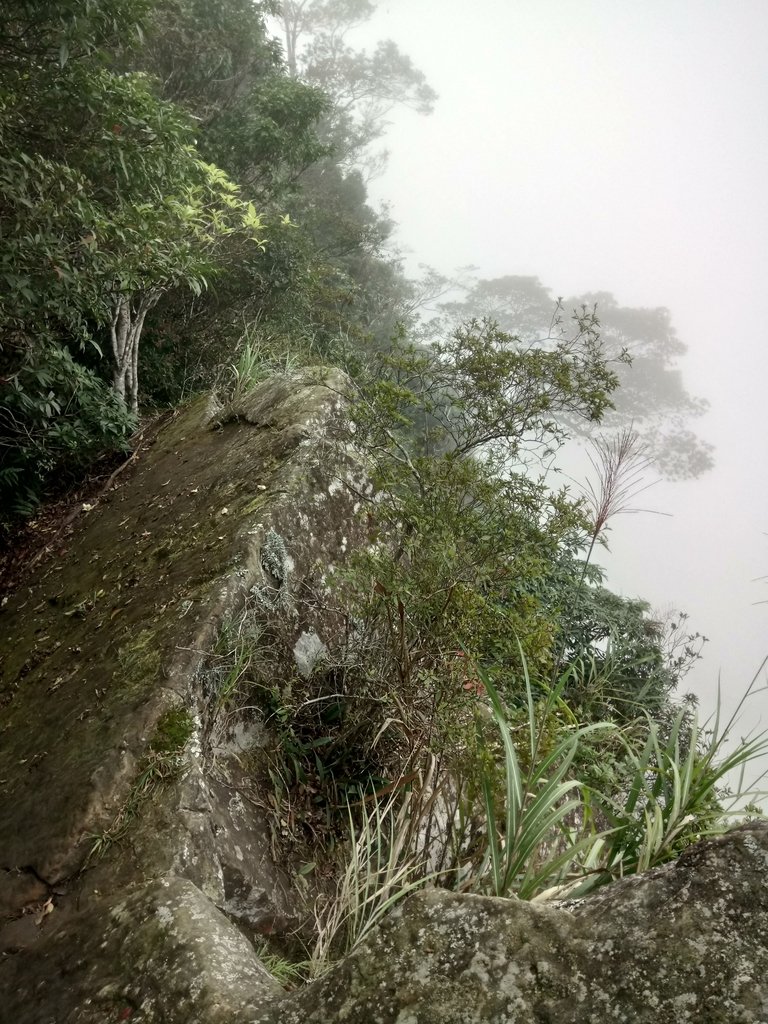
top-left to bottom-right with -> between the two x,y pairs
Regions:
0,0 -> 707,725
434,274 -> 713,479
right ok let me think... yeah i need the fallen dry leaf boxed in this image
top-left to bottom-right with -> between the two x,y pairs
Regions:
35,898 -> 54,926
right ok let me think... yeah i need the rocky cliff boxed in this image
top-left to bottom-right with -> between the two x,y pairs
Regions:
1,370 -> 766,1023
0,368 -> 367,1019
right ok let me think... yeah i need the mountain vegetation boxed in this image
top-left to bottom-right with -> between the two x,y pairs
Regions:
1,0 -> 761,977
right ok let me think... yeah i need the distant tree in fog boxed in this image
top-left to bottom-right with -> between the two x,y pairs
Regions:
277,0 -> 436,174
434,274 -> 713,479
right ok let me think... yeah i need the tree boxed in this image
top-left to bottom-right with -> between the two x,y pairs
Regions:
0,342 -> 134,526
131,0 -> 331,203
279,0 -> 376,78
2,0 -> 150,65
277,0 -> 436,172
272,315 -> 691,799
101,155 -> 267,412
434,274 -> 713,479
0,0 -> 150,363
0,1 -> 267,413
0,0 -> 150,519
346,317 -> 622,671
545,576 -> 706,722
354,315 -> 620,487
131,0 -> 282,118
199,75 -> 331,198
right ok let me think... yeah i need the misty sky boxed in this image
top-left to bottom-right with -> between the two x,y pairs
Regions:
347,1 -> 768,751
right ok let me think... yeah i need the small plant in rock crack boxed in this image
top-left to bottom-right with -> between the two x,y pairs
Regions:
220,329 -> 309,409
85,707 -> 194,862
307,782 -> 434,975
260,670 -> 398,815
202,606 -> 278,734
255,943 -> 313,990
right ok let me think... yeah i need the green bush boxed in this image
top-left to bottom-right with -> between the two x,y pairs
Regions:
0,341 -> 134,525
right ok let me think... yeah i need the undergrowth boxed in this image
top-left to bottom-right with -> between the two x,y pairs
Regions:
254,651 -> 768,987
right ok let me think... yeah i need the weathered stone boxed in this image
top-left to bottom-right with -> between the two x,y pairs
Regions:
0,368 -> 367,999
293,629 -> 329,678
250,823 -> 768,1024
1,876 -> 279,1024
0,869 -> 47,922
2,368 -> 766,1024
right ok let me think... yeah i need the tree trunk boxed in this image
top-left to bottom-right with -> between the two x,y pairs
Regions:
110,296 -> 131,403
127,302 -> 151,415
109,291 -> 160,414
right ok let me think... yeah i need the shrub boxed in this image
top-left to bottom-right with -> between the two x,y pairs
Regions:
0,341 -> 134,526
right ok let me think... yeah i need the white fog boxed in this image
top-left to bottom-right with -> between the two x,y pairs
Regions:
343,0 -> 768,746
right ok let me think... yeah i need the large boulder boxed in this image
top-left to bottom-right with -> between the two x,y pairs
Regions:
1,876 -> 280,1024
0,368 -> 369,1012
252,823 -> 768,1024
2,368 -> 766,1023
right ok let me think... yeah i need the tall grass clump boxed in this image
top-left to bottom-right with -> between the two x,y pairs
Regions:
460,653 -> 768,901
568,657 -> 768,895
266,645 -> 768,985
469,658 -> 612,899
309,653 -> 768,944
308,783 -> 433,975
224,325 -> 310,406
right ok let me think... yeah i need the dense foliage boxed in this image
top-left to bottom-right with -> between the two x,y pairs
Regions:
251,322 -> 706,804
1,0 -> 709,516
1,0 -> 272,507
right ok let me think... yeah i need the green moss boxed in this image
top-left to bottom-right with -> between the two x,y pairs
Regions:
151,706 -> 195,755
152,394 -> 212,452
151,540 -> 175,561
117,629 -> 162,696
87,705 -> 194,864
238,494 -> 270,516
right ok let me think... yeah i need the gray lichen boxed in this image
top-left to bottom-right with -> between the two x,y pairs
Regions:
252,529 -> 294,611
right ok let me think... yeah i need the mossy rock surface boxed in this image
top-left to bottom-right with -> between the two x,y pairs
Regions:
2,369 -> 768,1022
1,875 -> 280,1024
0,367 -> 365,908
5,824 -> 767,1023
251,824 -> 768,1024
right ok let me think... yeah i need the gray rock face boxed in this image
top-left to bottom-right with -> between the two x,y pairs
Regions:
0,367 -> 368,883
1,876 -> 279,1024
0,368 -> 368,1014
253,823 -> 768,1024
6,822 -> 766,1023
